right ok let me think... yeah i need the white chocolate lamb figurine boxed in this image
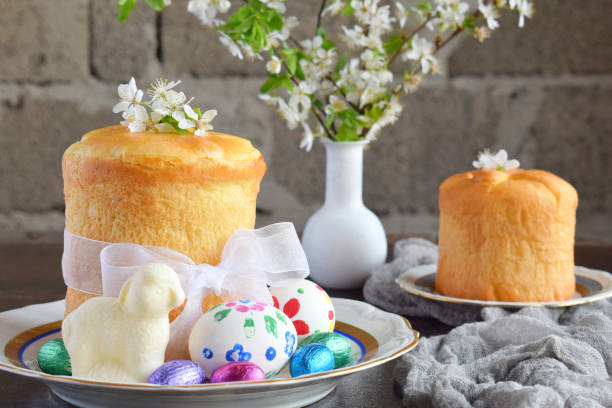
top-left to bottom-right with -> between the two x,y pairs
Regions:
62,263 -> 185,383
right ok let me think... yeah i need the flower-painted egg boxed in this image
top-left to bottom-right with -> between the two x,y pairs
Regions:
299,332 -> 352,368
188,299 -> 297,379
269,279 -> 335,341
290,344 -> 334,377
37,338 -> 71,376
147,360 -> 206,385
209,362 -> 266,383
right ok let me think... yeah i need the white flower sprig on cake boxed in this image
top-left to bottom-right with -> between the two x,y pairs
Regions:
473,149 -> 520,171
112,77 -> 217,136
120,0 -> 533,150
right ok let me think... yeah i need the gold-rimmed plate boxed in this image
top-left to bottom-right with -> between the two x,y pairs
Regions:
0,298 -> 418,408
396,264 -> 612,308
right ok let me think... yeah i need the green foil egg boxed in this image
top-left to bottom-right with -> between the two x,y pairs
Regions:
37,338 -> 72,376
298,332 -> 352,368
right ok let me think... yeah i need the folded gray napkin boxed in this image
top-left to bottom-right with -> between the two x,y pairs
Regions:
394,302 -> 612,407
364,238 -> 612,407
363,238 -> 483,326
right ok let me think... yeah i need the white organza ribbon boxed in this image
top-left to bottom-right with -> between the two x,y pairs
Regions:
61,222 -> 310,360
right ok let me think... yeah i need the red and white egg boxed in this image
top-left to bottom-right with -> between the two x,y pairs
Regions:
269,279 -> 335,341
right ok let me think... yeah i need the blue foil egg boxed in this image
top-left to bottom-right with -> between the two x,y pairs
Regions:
290,344 -> 334,377
147,360 -> 206,385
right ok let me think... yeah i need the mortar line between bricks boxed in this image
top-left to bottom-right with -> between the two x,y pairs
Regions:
87,0 -> 99,80
448,75 -> 612,88
3,74 -> 612,88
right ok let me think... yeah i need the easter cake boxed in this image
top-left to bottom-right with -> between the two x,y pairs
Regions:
435,150 -> 578,302
62,95 -> 265,316
45,78 -> 343,386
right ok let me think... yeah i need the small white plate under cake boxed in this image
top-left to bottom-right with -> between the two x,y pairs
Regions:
396,264 -> 612,308
0,298 -> 418,408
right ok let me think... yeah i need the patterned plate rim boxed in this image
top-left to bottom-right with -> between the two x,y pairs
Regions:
395,265 -> 612,308
0,298 -> 419,391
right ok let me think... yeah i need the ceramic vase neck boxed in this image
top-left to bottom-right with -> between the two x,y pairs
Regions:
322,140 -> 368,207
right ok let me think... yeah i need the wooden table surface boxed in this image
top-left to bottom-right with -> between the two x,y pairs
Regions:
1,241 -> 610,407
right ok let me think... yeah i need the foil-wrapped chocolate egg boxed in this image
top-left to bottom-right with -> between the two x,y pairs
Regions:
147,360 -> 206,385
37,338 -> 71,376
209,362 -> 266,383
299,332 -> 352,368
290,344 -> 334,377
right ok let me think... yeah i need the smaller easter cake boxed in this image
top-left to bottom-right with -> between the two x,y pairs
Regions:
435,150 -> 578,303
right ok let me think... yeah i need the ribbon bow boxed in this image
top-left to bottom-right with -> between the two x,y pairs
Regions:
62,222 -> 309,360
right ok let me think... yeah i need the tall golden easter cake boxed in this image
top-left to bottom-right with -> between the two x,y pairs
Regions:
435,168 -> 578,302
63,125 -> 266,315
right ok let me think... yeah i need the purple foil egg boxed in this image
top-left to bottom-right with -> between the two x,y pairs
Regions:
209,362 -> 266,383
148,360 -> 206,385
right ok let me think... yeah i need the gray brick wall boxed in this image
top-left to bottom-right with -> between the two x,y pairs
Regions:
1,0 -> 610,243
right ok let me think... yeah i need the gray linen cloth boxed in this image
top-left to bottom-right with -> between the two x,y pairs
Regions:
363,238 -> 483,326
364,238 -> 612,407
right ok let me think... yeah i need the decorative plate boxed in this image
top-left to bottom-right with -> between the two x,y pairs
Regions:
0,298 -> 418,408
396,264 -> 612,308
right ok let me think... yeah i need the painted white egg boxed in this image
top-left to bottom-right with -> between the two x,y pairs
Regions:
188,299 -> 297,378
269,279 -> 335,341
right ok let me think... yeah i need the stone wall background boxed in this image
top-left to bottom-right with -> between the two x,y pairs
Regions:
0,0 -> 611,243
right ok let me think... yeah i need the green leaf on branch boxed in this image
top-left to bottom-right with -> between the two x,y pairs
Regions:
260,74 -> 287,93
462,16 -> 476,31
384,35 -> 404,56
261,8 -> 283,31
335,53 -> 348,73
219,5 -> 256,37
118,0 -> 137,22
341,3 -> 355,16
336,123 -> 360,141
192,107 -> 203,120
337,108 -> 362,128
281,48 -> 308,80
365,105 -> 383,122
315,27 -> 335,50
416,1 -> 433,14
249,22 -> 266,52
324,112 -> 335,127
144,0 -> 164,11
161,115 -> 188,134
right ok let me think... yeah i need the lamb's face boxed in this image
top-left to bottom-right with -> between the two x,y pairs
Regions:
120,263 -> 186,317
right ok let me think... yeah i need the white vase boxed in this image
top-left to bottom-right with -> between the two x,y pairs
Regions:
301,139 -> 387,290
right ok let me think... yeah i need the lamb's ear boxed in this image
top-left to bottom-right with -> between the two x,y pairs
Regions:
118,281 -> 131,306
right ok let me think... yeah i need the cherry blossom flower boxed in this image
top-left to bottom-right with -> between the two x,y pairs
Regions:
172,109 -> 196,130
402,34 -> 438,74
140,0 -> 532,149
121,105 -> 149,132
478,0 -> 499,30
266,56 -> 282,74
261,0 -> 286,14
112,77 -> 143,114
325,95 -> 349,115
429,0 -> 470,32
472,149 -> 520,170
323,0 -> 346,16
514,0 -> 533,27
218,32 -> 244,59
299,121 -> 314,151
148,78 -> 181,102
188,0 -> 230,27
395,2 -> 409,28
188,106 -> 218,136
113,77 -> 217,136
